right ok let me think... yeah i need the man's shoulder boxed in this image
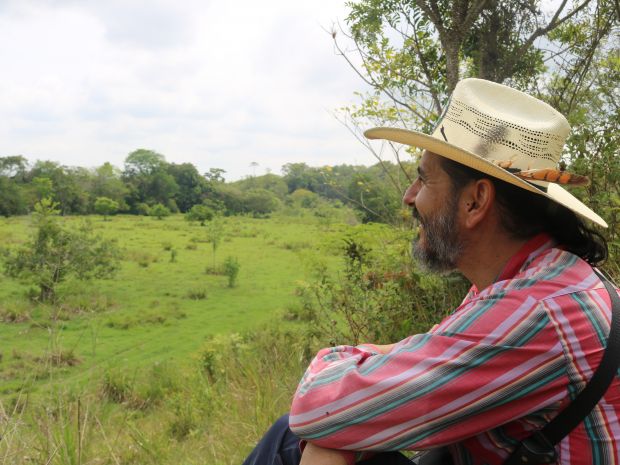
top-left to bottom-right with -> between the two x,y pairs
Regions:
476,246 -> 599,302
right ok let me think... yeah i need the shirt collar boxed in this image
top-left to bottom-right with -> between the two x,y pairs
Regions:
496,233 -> 554,281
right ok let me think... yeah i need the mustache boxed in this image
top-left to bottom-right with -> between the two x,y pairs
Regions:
411,207 -> 422,222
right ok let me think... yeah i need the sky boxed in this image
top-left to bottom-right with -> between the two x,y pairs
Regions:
0,0 -> 377,181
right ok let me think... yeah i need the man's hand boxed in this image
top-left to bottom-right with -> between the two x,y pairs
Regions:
300,443 -> 351,465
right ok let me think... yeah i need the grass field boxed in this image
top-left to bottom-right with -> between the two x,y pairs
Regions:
0,211 -> 412,464
0,213 -> 365,397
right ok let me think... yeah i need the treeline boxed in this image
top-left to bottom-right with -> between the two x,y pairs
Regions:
0,149 -> 414,223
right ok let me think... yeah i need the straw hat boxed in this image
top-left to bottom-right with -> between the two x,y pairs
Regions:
364,78 -> 607,227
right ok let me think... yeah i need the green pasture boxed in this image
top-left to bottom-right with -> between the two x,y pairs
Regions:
0,213 -> 374,400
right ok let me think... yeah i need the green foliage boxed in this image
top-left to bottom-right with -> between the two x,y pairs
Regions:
93,196 -> 119,220
0,176 -> 27,216
206,218 -> 224,266
185,204 -> 214,225
91,162 -> 128,210
231,173 -> 289,199
298,230 -> 469,345
526,13 -> 620,256
123,149 -> 179,213
136,202 -> 151,216
223,256 -> 240,288
2,199 -> 121,302
336,0 -> 617,232
166,162 -> 211,212
149,203 -> 171,220
289,188 -> 319,208
244,188 -> 281,216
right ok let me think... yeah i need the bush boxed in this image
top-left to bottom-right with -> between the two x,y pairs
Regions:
223,256 -> 240,288
136,202 -> 151,216
94,197 -> 119,220
298,234 -> 470,345
185,204 -> 214,225
150,203 -> 171,220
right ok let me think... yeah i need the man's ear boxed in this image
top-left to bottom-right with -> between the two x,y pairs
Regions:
461,179 -> 495,229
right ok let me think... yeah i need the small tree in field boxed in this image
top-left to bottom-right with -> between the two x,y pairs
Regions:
149,203 -> 171,220
223,256 -> 240,288
3,198 -> 121,302
94,196 -> 119,220
185,204 -> 214,226
206,218 -> 224,267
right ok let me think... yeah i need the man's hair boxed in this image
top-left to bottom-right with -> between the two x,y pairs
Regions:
438,157 -> 608,266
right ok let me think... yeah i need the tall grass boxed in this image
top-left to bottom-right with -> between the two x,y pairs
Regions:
0,326 -> 315,465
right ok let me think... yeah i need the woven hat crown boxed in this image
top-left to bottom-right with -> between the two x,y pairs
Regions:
432,79 -> 570,171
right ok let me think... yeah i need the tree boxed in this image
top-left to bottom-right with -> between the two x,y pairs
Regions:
3,198 -> 121,302
94,197 -> 120,220
290,188 -> 320,208
122,149 -> 179,212
31,176 -> 54,201
0,155 -> 29,216
91,162 -> 128,211
167,162 -> 209,212
335,0 -> 617,224
123,149 -> 166,177
249,161 -> 259,177
0,155 -> 28,180
0,176 -> 27,216
244,189 -> 281,216
231,173 -> 289,199
28,161 -> 89,214
206,218 -> 224,267
149,203 -> 171,220
340,0 -> 597,121
282,163 -> 322,193
185,204 -> 215,225
205,168 -> 226,184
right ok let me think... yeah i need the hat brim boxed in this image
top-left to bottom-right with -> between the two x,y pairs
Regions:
364,127 -> 607,228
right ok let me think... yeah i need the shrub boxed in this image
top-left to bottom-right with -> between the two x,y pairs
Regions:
223,256 -> 240,288
94,197 -> 119,220
149,203 -> 171,220
187,288 -> 208,300
185,204 -> 214,225
136,202 -> 151,216
298,234 -> 470,345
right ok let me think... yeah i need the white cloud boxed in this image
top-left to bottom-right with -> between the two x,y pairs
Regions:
0,0 -> 376,180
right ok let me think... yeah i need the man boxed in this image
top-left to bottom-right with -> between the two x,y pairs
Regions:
244,79 -> 619,465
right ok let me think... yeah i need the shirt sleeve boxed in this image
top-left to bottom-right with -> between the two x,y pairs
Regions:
289,293 -> 569,452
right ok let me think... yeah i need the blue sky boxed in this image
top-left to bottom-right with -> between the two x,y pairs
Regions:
0,0 -> 377,180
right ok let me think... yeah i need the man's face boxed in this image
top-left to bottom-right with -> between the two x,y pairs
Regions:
403,151 -> 464,273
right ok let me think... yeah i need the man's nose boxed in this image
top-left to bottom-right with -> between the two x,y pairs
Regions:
402,179 -> 420,206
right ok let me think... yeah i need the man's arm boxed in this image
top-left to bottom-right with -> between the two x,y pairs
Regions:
289,295 -> 567,452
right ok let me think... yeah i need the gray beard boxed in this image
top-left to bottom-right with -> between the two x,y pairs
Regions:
411,197 -> 463,274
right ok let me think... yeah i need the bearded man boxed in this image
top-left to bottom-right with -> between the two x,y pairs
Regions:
243,79 -> 619,465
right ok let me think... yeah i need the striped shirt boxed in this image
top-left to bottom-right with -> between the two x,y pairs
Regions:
290,234 -> 620,464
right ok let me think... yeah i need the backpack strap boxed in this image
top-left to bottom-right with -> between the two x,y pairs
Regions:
504,270 -> 620,465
